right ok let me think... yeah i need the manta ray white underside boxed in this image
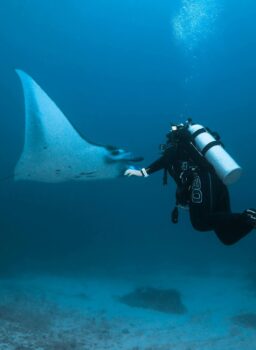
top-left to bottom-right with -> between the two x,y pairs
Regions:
15,70 -> 141,183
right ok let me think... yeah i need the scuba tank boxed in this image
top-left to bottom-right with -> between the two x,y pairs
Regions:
187,121 -> 242,185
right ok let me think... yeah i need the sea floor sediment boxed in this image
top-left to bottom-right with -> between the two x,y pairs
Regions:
0,266 -> 255,350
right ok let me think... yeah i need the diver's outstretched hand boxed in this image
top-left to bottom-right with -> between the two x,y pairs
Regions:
124,167 -> 149,177
124,168 -> 143,177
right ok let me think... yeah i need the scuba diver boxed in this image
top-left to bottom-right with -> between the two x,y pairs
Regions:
124,119 -> 256,245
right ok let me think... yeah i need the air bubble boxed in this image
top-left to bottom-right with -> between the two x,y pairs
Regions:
173,0 -> 220,50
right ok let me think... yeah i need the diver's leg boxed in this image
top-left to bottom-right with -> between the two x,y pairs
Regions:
207,176 -> 253,245
189,171 -> 254,245
189,171 -> 213,231
210,211 -> 253,245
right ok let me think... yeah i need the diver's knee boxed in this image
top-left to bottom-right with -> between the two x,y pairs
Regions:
214,232 -> 236,246
190,219 -> 211,232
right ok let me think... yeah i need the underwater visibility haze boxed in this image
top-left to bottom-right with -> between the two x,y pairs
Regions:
0,0 -> 256,349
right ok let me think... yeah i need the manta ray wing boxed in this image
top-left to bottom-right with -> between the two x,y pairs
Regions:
15,70 -> 133,183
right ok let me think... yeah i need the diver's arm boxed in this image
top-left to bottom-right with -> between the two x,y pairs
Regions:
145,156 -> 168,175
124,156 -> 167,177
125,147 -> 176,177
145,146 -> 176,175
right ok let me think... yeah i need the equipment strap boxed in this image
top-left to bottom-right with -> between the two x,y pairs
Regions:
202,141 -> 222,156
171,206 -> 179,224
163,168 -> 168,185
191,128 -> 206,139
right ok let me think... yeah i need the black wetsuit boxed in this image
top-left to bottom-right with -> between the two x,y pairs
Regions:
146,143 -> 253,245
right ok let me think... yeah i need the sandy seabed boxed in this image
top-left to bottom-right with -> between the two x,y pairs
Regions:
0,265 -> 256,350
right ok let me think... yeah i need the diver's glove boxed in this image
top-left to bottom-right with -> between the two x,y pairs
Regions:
124,167 -> 149,177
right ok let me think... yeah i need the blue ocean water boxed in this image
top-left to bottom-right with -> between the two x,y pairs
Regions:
0,1 -> 256,348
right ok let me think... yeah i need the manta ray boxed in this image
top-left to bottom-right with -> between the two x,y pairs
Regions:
15,70 -> 142,183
